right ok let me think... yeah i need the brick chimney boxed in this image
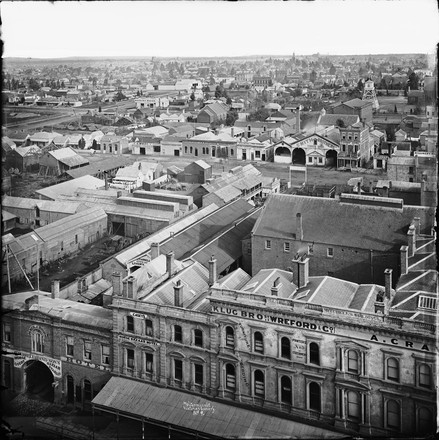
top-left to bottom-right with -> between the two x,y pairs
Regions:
174,279 -> 183,307
151,242 -> 160,260
407,225 -> 416,257
400,246 -> 408,276
208,255 -> 217,286
166,251 -> 174,278
296,213 -> 303,240
51,280 -> 60,299
125,276 -> 137,300
112,272 -> 122,296
271,277 -> 280,296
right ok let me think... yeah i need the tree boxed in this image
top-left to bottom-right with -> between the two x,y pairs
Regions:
226,96 -> 232,106
248,108 -> 270,122
190,92 -> 196,101
310,70 -> 317,83
407,71 -> 420,90
336,119 -> 346,128
329,64 -> 336,75
225,110 -> 238,126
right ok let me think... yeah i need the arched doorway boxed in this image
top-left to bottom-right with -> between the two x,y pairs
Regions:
24,360 -> 54,402
292,148 -> 306,165
274,146 -> 292,164
326,150 -> 338,168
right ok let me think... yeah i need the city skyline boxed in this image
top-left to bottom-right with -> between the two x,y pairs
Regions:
2,0 -> 438,59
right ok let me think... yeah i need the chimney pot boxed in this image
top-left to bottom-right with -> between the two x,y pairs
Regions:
407,225 -> 416,257
166,251 -> 174,277
151,242 -> 160,260
208,255 -> 217,286
400,246 -> 409,276
384,269 -> 392,300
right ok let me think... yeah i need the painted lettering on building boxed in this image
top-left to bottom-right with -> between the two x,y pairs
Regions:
118,334 -> 160,346
292,338 -> 306,360
14,353 -> 62,378
211,306 -> 336,334
238,322 -> 251,351
370,334 -> 431,351
61,356 -> 111,371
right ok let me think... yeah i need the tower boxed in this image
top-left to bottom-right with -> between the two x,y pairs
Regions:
362,79 -> 379,111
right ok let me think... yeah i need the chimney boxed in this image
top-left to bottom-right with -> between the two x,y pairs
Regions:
51,279 -> 60,299
298,255 -> 310,288
174,279 -> 183,307
271,277 -> 280,296
407,225 -> 416,257
125,276 -> 137,299
296,108 -> 301,132
151,242 -> 160,260
384,269 -> 392,300
112,272 -> 122,296
400,246 -> 409,276
166,251 -> 174,277
231,127 -> 234,137
296,213 -> 303,240
104,172 -> 109,190
413,217 -> 421,236
208,255 -> 217,286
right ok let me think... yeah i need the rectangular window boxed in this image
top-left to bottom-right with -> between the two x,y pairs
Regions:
66,336 -> 74,357
127,315 -> 134,333
145,320 -> 153,337
194,364 -> 203,386
126,348 -> 135,369
284,242 -> 290,253
84,340 -> 92,360
3,323 -> 11,343
255,151 -> 260,158
101,345 -> 110,365
327,247 -> 334,258
265,240 -> 271,250
145,353 -> 153,372
174,359 -> 183,381
308,157 -> 313,163
318,157 -> 323,164
174,325 -> 182,343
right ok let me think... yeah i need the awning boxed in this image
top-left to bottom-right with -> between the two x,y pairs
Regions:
92,377 -> 344,439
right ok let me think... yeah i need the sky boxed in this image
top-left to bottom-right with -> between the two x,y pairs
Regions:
1,0 -> 438,59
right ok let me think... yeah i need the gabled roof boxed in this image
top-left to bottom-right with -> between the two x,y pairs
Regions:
13,145 -> 42,157
36,175 -> 105,200
341,98 -> 372,109
49,147 -> 89,167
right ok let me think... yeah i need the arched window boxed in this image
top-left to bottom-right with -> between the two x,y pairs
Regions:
280,376 -> 292,404
145,319 -> 153,336
31,331 -> 44,353
225,364 -> 236,391
281,337 -> 291,359
347,391 -> 360,420
225,326 -> 234,348
174,325 -> 182,343
347,350 -> 359,373
386,358 -> 399,382
386,399 -> 400,429
419,364 -> 431,388
144,352 -> 153,372
254,370 -> 265,398
254,332 -> 264,353
309,382 -> 321,412
194,329 -> 203,347
309,342 -> 320,365
83,379 -> 92,402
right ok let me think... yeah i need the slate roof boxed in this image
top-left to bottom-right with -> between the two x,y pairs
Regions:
252,194 -> 435,252
318,114 -> 360,127
2,293 -> 112,329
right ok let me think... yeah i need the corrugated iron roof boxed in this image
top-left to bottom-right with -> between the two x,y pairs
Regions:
93,377 -> 342,439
